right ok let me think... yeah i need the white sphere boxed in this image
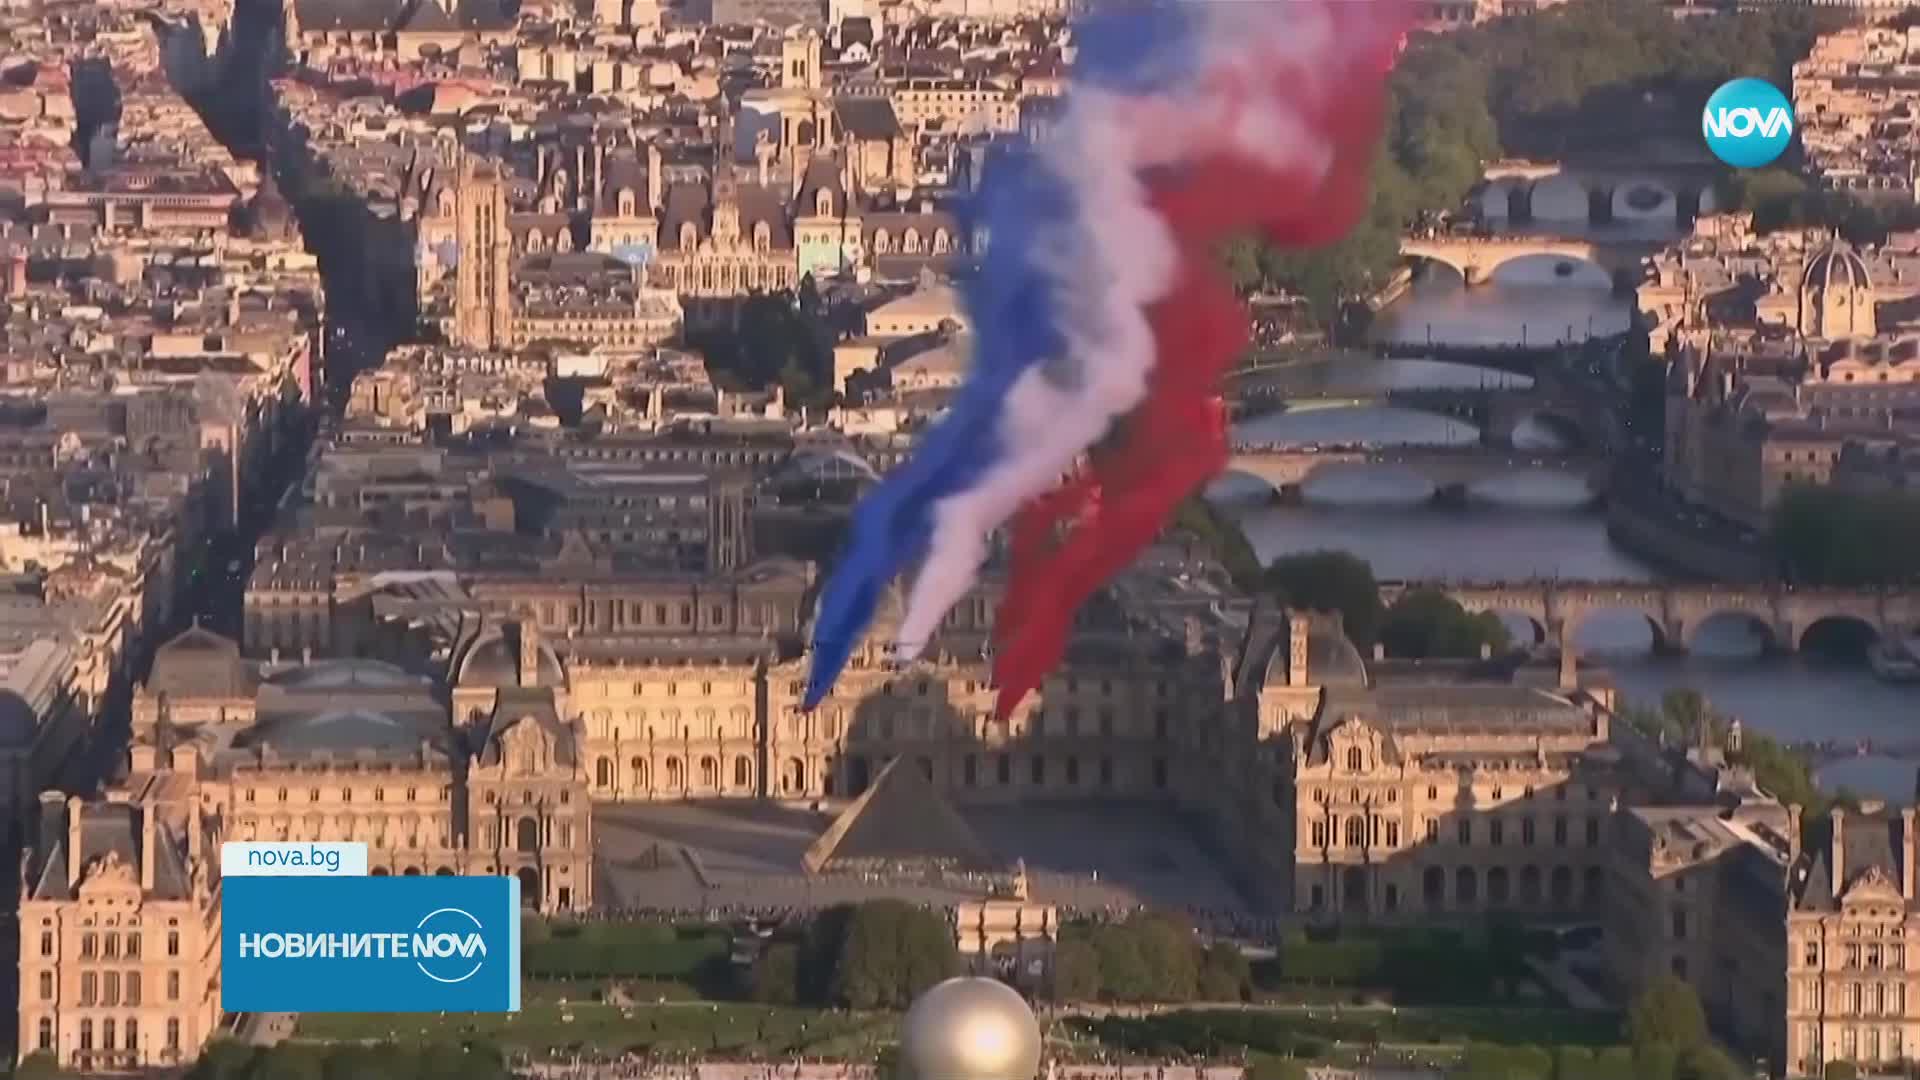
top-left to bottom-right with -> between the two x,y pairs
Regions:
899,977 -> 1042,1080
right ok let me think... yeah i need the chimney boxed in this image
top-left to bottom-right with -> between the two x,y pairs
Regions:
716,387 -> 727,416
187,796 -> 202,862
301,646 -> 312,665
1788,803 -> 1803,866
646,142 -> 663,213
518,616 -> 541,687
1832,806 -> 1847,898
66,795 -> 82,887
7,253 -> 24,296
140,803 -> 156,890
1904,807 -> 1916,901
1287,614 -> 1309,688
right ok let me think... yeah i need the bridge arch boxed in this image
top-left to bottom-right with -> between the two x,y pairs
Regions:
1478,178 -> 1533,222
1685,610 -> 1779,654
1490,610 -> 1550,648
1566,607 -> 1673,655
1527,174 -> 1591,223
1509,408 -> 1590,451
1611,178 -> 1679,224
1798,614 -> 1881,656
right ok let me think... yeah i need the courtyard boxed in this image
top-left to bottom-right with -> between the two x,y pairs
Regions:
590,799 -> 1251,915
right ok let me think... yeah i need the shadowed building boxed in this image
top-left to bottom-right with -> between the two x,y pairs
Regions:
17,793 -> 220,1072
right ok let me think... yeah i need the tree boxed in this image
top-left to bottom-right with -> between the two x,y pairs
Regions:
1774,487 -> 1920,585
1050,936 -> 1102,1003
1130,914 -> 1200,1002
1626,974 -> 1709,1053
187,1040 -> 259,1080
1197,942 -> 1251,1002
750,941 -> 802,1004
829,900 -> 959,1009
1378,588 -> 1511,659
1170,497 -> 1262,590
1089,922 -> 1153,1002
250,1042 -> 327,1080
1264,550 -> 1383,648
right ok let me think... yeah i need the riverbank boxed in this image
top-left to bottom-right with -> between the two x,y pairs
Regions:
1604,496 -> 1770,583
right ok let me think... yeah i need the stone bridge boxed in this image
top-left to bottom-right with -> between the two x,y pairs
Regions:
1229,371 -> 1601,448
1475,158 -> 1721,227
1380,580 -> 1920,653
1226,447 -> 1605,498
1401,234 -> 1649,289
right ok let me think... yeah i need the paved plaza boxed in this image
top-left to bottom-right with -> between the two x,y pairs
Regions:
591,800 -> 1251,916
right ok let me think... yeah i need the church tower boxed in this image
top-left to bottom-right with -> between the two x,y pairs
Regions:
453,156 -> 513,350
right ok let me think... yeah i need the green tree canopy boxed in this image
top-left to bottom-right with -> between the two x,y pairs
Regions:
1379,588 -> 1512,659
1774,487 -> 1920,586
1625,974 -> 1709,1053
1265,550 -> 1383,648
828,899 -> 961,1009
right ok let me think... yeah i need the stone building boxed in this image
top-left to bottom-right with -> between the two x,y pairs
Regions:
122,623 -> 594,904
1260,609 -> 1622,919
1602,762 -> 1794,1069
17,792 -> 220,1072
1786,802 -> 1920,1078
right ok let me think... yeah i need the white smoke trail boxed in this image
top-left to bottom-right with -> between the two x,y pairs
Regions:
891,1 -> 1342,660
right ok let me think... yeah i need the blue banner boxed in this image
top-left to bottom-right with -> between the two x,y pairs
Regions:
221,875 -> 521,1013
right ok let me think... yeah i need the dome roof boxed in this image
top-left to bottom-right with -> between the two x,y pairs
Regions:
900,978 -> 1041,1080
266,658 -> 424,691
148,623 -> 246,698
457,624 -> 566,689
1804,239 -> 1873,295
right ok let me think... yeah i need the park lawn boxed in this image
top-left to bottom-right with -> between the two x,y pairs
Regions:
295,993 -> 898,1059
523,922 -> 731,981
1074,1005 -> 1621,1060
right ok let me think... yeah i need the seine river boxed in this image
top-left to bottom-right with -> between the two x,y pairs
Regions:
1211,257 -> 1920,802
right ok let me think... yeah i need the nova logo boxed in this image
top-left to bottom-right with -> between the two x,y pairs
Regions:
1702,78 -> 1794,168
233,907 -> 488,984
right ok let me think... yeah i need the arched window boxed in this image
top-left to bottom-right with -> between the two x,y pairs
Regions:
618,188 -> 635,216
595,757 -> 612,787
664,756 -> 683,788
872,228 -> 891,255
438,191 -> 454,216
700,756 -> 719,788
816,189 -> 833,217
785,757 -> 805,793
933,228 -> 950,254
754,221 -> 771,253
516,817 -> 539,853
1346,747 -> 1364,771
903,229 -> 922,254
525,230 -> 544,253
631,756 -> 649,789
733,755 -> 751,788
679,223 -> 697,249
1344,816 -> 1366,847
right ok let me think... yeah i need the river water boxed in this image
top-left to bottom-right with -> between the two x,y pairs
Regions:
1211,266 -> 1920,802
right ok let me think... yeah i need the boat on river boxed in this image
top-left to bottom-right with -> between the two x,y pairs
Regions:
1870,637 -> 1920,684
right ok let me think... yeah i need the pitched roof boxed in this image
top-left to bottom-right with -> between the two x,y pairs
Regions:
802,756 -> 993,873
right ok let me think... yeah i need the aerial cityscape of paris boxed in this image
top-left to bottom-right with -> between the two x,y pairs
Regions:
4,0 -> 1920,1077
